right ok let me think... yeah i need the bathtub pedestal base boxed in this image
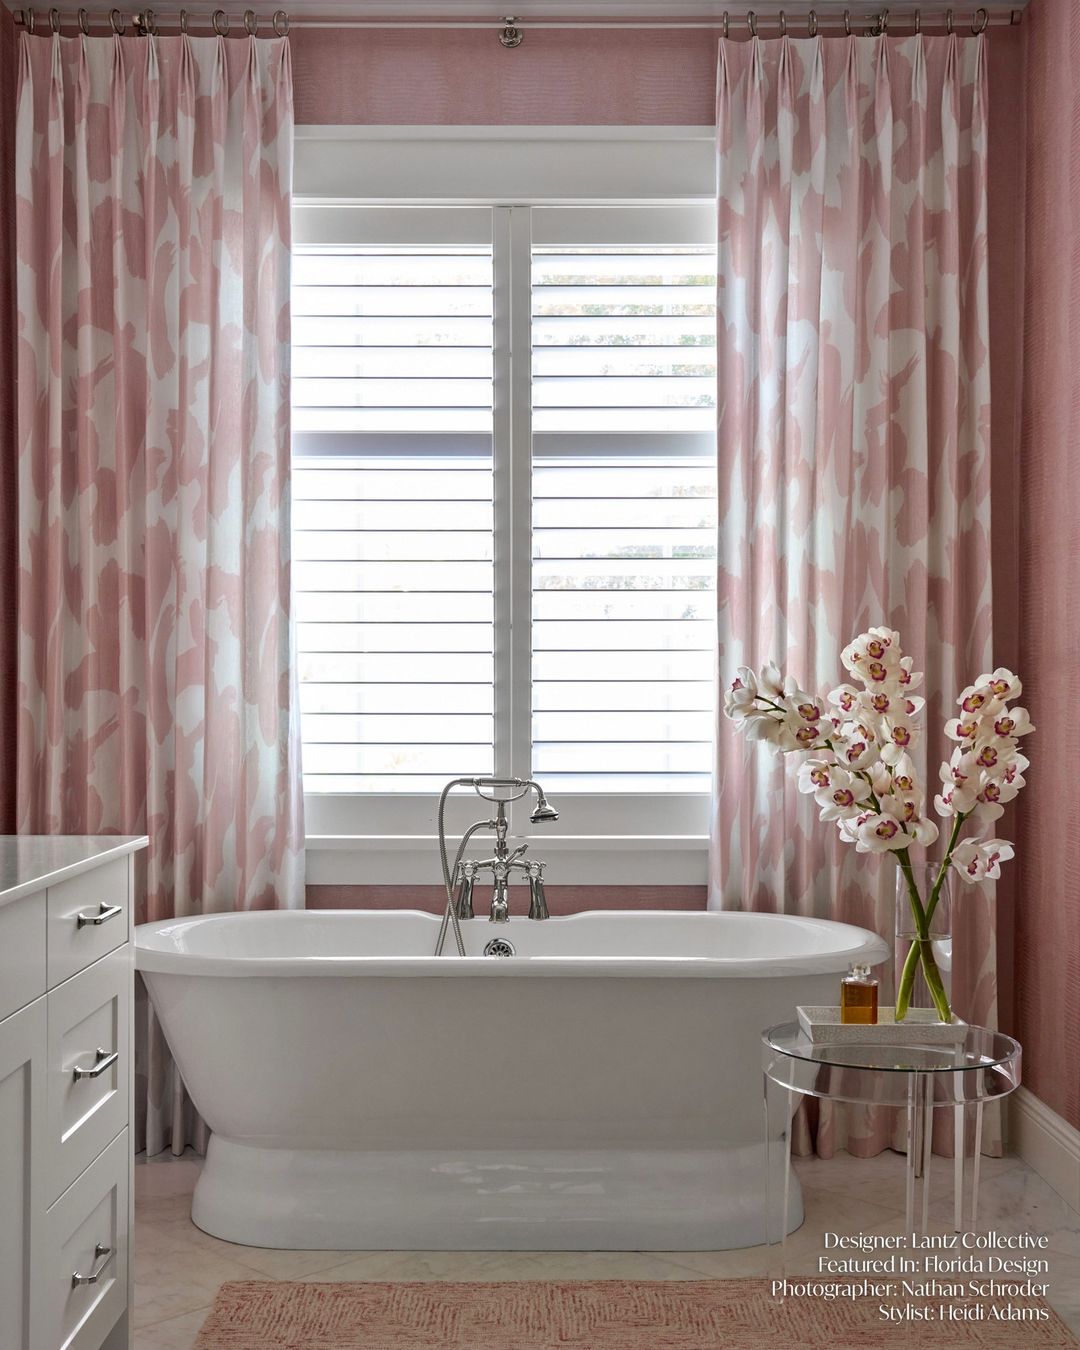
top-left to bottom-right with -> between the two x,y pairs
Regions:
192,1137 -> 804,1251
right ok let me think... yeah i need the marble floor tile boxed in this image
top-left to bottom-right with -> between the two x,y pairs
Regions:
1043,1253 -> 1080,1339
792,1147 -> 1021,1217
134,1306 -> 213,1349
924,1162 -> 1080,1257
133,1230 -> 259,1330
131,1147 -> 1080,1347
298,1248 -> 711,1285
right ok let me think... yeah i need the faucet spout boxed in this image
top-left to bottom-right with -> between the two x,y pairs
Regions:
490,877 -> 510,923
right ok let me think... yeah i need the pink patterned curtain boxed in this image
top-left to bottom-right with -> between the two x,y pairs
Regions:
712,35 -> 998,1156
15,32 -> 304,1154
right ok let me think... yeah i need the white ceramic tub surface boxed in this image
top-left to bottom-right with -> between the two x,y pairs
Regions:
136,909 -> 888,1251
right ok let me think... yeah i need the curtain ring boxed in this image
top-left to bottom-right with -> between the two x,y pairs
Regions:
244,8 -> 257,34
109,8 -> 124,33
746,10 -> 756,37
878,7 -> 888,33
272,9 -> 289,36
25,8 -> 35,33
48,6 -> 59,32
723,10 -> 729,39
178,8 -> 188,32
972,6 -> 989,33
778,10 -> 786,35
143,8 -> 157,34
844,9 -> 852,36
914,9 -> 921,34
945,8 -> 954,34
808,9 -> 818,37
78,6 -> 89,32
212,9 -> 228,35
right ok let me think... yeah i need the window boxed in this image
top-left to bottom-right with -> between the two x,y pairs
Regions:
530,237 -> 717,793
292,221 -> 496,792
292,205 -> 716,802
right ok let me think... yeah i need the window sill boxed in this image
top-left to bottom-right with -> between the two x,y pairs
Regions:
305,834 -> 709,886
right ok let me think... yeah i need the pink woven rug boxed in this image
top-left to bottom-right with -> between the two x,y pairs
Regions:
193,1278 -> 1080,1348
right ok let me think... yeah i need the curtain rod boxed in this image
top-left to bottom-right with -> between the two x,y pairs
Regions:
14,7 -> 1021,38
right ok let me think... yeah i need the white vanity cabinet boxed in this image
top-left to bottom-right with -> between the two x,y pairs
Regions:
0,837 -> 147,1350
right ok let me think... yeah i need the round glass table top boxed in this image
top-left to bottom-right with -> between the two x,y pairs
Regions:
763,1021 -> 1022,1076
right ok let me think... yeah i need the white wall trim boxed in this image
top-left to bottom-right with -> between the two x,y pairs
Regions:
294,125 -> 717,204
295,126 -> 715,141
1008,1087 -> 1080,1213
306,836 -> 709,887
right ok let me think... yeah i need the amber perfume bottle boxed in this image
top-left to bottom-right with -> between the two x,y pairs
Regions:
840,963 -> 879,1024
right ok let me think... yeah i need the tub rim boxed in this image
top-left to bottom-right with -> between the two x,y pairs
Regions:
135,908 -> 889,979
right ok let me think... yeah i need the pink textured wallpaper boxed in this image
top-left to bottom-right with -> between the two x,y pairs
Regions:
1014,0 -> 1080,1130
292,27 -> 718,126
307,886 -> 707,914
0,6 -> 15,836
987,25 -> 1026,1039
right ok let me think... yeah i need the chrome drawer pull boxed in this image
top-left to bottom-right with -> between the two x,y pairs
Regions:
76,902 -> 123,929
72,1048 -> 119,1082
72,1243 -> 113,1288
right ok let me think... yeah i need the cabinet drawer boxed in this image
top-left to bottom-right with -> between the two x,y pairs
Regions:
47,948 -> 131,1203
0,890 -> 46,1020
48,859 -> 130,989
37,1129 -> 129,1350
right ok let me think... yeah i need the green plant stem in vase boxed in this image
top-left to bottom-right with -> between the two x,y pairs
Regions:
894,850 -> 955,1023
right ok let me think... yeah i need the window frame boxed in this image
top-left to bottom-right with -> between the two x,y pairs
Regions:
294,127 -> 716,880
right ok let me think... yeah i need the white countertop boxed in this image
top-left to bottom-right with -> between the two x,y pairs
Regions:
0,835 -> 149,909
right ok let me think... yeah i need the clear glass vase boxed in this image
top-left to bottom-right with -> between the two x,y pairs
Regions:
894,862 -> 953,1019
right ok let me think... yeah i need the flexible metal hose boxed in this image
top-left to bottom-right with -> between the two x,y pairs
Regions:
434,778 -> 493,956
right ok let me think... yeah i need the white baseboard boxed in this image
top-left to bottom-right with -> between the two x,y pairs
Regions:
1009,1087 -> 1080,1213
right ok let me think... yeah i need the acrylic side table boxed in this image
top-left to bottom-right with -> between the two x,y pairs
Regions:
761,1022 -> 1022,1249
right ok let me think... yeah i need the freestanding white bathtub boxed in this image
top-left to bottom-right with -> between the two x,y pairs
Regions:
136,909 -> 887,1251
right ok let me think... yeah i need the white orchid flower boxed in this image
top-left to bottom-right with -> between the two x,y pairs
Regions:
854,810 -> 916,854
973,668 -> 1023,704
990,706 -> 1035,739
887,751 -> 921,795
796,758 -> 834,795
896,655 -> 924,691
935,783 -> 978,818
835,730 -> 878,772
956,681 -> 1001,717
950,838 -> 1015,883
869,761 -> 895,797
827,683 -> 864,717
880,715 -> 919,766
945,713 -> 982,744
758,662 -> 788,700
888,791 -> 940,847
841,631 -> 900,685
818,773 -> 873,822
782,692 -> 826,750
908,814 -> 940,847
863,690 -> 925,721
743,711 -> 799,753
838,810 -> 874,845
971,774 -> 1022,822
